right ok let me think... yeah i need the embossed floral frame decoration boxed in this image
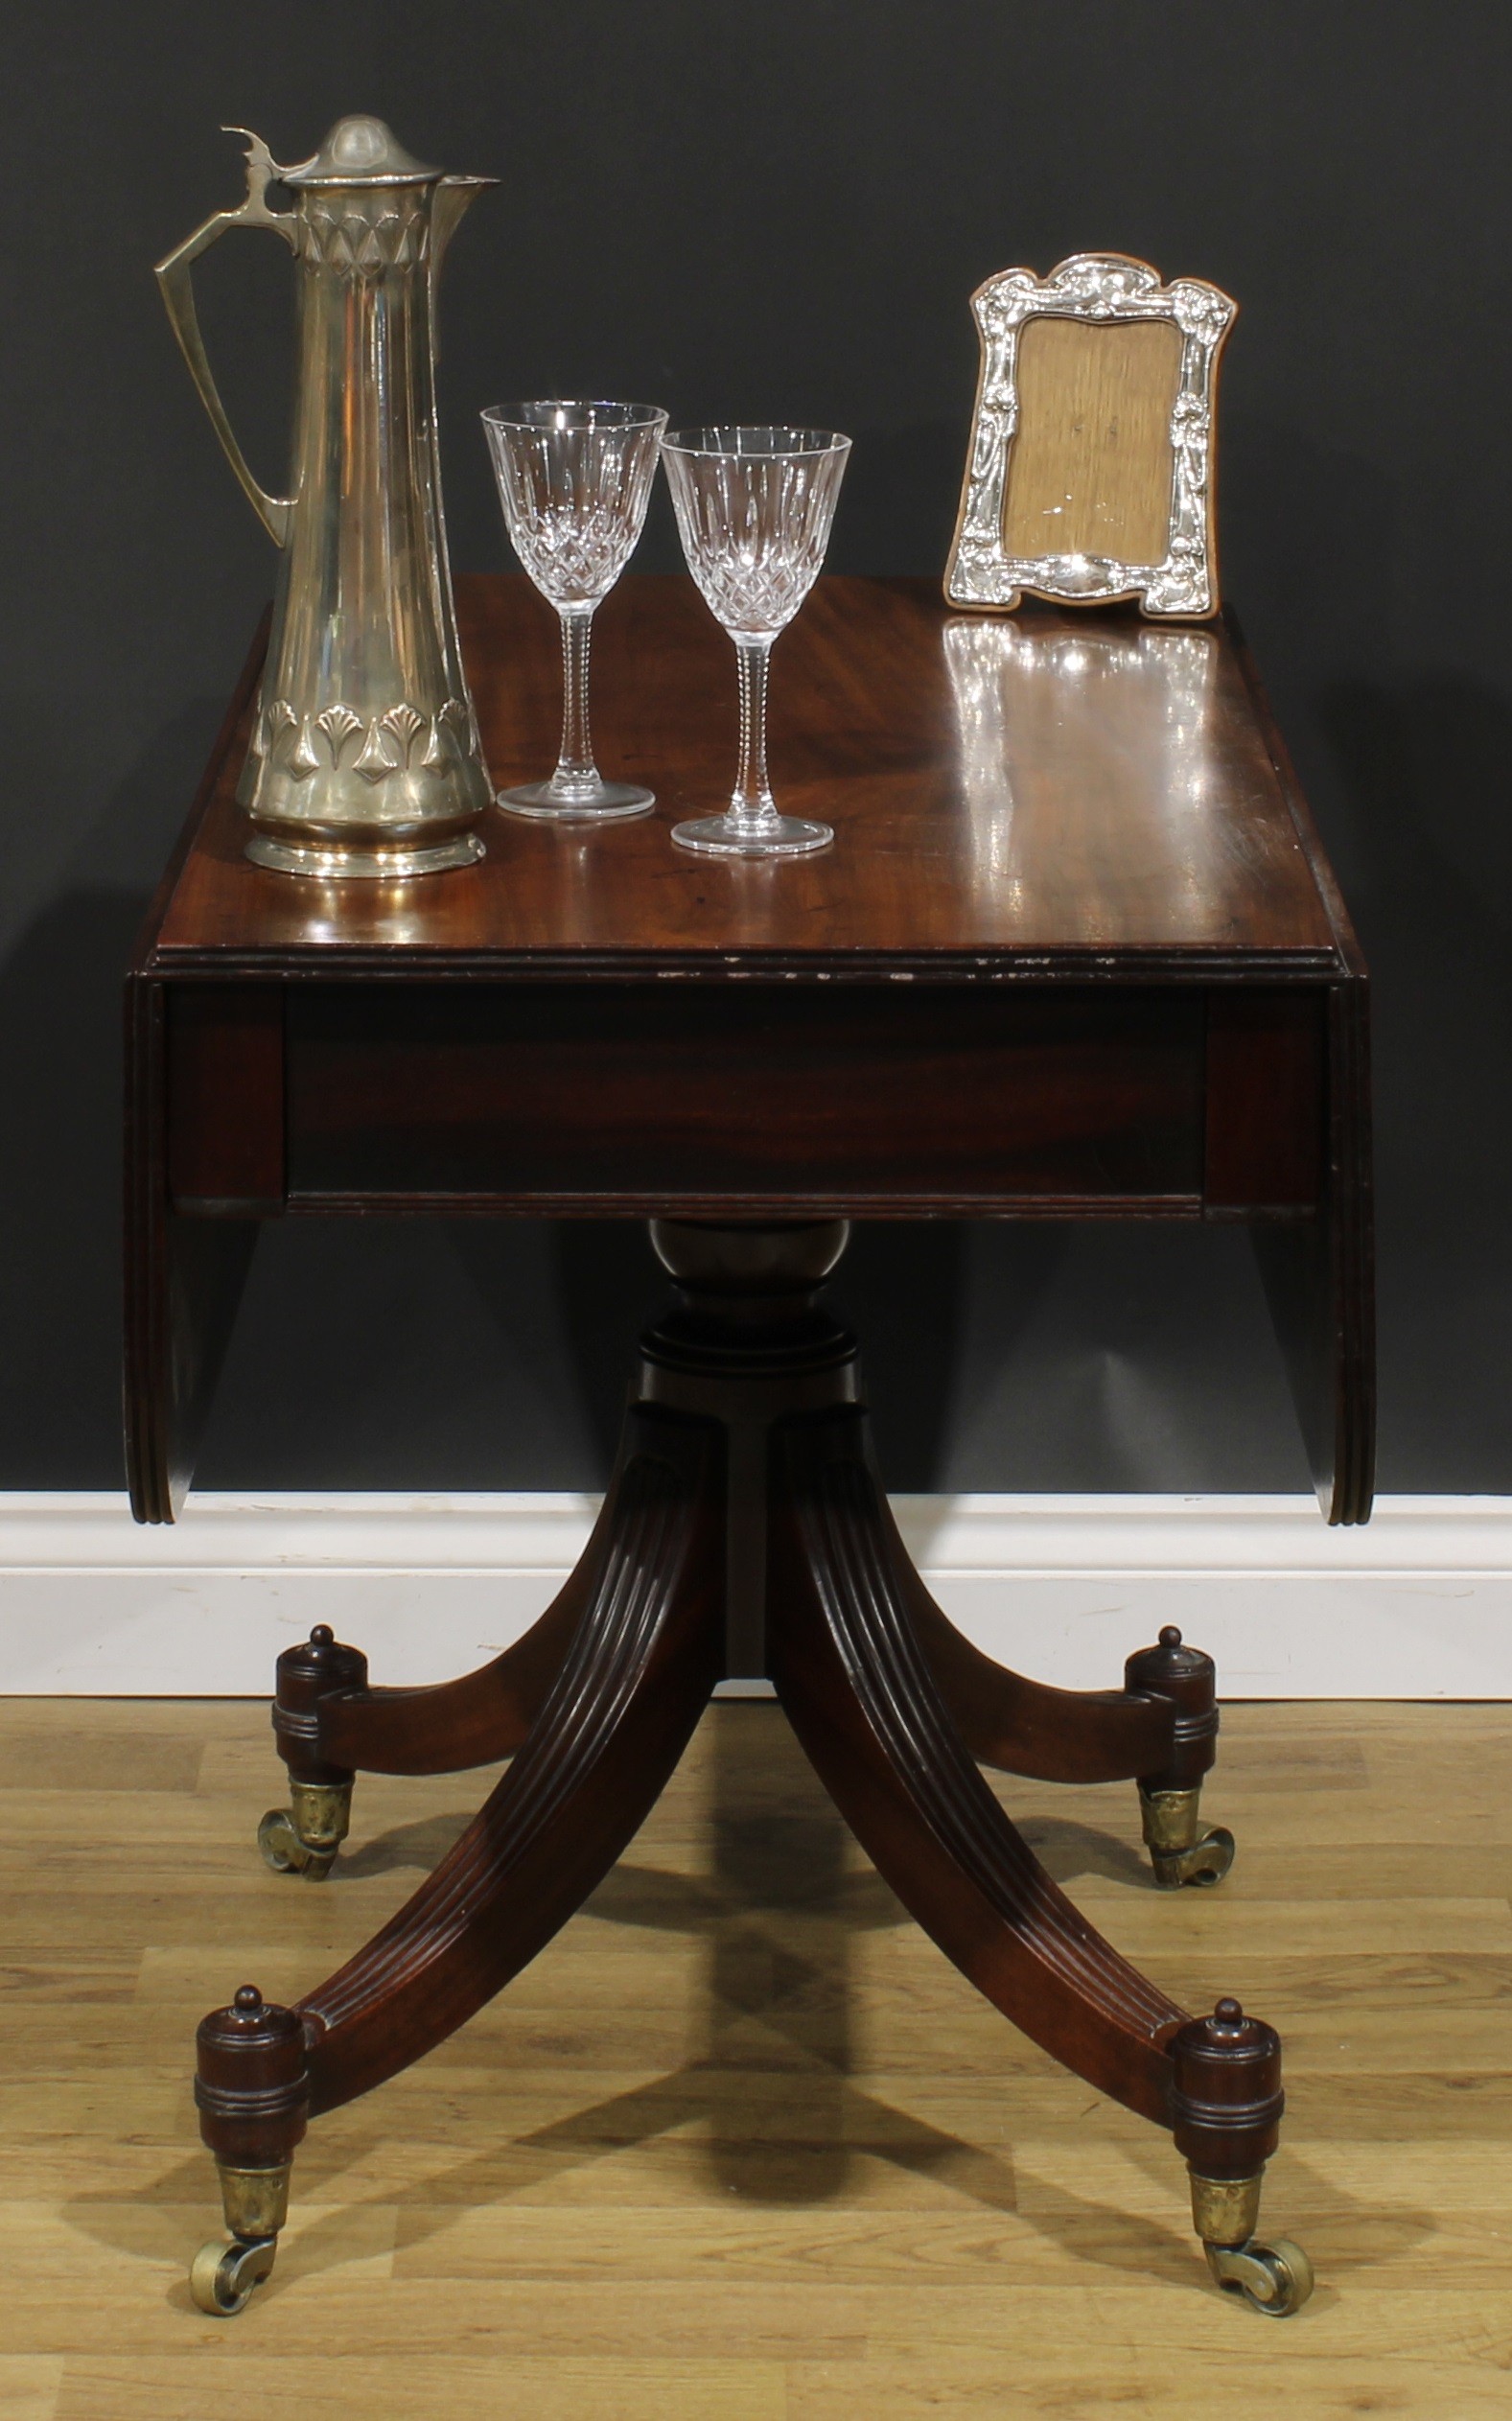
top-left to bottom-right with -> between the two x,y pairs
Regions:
944,253 -> 1237,620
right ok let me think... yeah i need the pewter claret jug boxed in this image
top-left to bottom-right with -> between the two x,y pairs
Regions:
158,117 -> 496,876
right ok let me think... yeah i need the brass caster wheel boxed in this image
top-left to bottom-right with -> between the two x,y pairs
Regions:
257,1808 -> 335,1881
257,1780 -> 351,1880
1151,1825 -> 1235,1890
1138,1784 -> 1234,1889
189,2233 -> 277,2316
1205,2235 -> 1314,2316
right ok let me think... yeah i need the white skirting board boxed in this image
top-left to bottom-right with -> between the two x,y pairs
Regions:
0,1492 -> 1508,1697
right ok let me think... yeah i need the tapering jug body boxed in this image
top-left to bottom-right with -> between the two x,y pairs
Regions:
158,117 -> 496,876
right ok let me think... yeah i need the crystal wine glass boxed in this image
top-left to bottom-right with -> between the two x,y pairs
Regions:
481,400 -> 667,819
661,426 -> 851,855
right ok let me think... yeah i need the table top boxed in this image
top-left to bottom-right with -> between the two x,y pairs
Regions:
143,575 -> 1358,981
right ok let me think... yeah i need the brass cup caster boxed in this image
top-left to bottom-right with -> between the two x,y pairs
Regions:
189,2159 -> 290,2316
189,2232 -> 277,2316
1191,2172 -> 1314,2317
259,1779 -> 352,1880
1139,1783 -> 1234,1889
1204,2235 -> 1314,2316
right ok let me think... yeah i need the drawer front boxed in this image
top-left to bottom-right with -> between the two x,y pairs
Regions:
281,983 -> 1206,1213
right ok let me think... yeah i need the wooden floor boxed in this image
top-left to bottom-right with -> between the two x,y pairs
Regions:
1,1695 -> 1508,2418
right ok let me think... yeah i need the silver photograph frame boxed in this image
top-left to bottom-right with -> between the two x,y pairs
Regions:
944,253 -> 1237,620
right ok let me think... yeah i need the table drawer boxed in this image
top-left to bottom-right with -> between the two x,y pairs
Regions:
279,983 -> 1206,1213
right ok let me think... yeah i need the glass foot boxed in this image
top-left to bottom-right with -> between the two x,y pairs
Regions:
672,814 -> 833,858
498,780 -> 654,823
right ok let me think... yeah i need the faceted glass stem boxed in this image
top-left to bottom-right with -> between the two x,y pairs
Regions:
729,636 -> 779,833
552,606 -> 600,797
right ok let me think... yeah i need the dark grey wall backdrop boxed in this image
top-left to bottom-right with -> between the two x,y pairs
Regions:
3,2 -> 1507,1495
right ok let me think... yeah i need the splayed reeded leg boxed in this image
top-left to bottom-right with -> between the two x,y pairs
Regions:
192,1404 -> 724,2301
767,1404 -> 1309,2309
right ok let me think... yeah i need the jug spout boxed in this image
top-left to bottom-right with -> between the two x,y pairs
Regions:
431,175 -> 499,273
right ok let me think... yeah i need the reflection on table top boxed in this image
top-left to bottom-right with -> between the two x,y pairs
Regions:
151,575 -> 1345,969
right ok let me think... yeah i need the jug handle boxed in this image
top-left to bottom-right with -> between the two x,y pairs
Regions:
155,129 -> 302,548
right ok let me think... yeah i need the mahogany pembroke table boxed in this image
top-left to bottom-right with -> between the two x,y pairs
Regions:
124,574 -> 1372,2316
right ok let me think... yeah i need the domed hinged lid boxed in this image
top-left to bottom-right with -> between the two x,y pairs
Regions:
283,115 -> 442,188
